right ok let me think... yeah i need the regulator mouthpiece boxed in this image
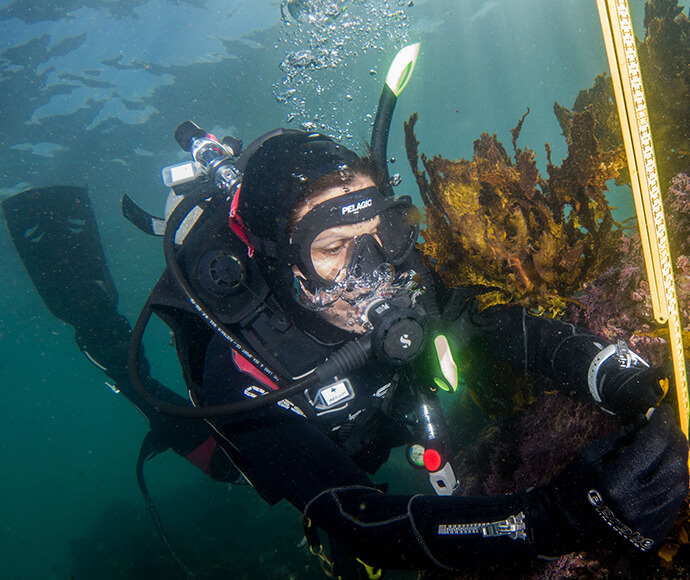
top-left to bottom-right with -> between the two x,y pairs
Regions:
364,292 -> 428,366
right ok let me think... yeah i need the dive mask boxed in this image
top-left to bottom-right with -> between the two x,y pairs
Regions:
289,186 -> 419,293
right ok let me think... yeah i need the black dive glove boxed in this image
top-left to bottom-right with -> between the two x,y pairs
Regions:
597,363 -> 671,424
542,405 -> 688,555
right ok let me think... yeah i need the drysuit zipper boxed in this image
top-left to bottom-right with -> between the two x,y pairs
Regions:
437,512 -> 527,540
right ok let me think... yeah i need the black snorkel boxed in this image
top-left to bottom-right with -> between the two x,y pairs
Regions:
368,43 -> 441,322
371,43 -> 420,196
128,44 -> 424,418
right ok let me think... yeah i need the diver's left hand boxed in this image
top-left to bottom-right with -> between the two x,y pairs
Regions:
547,404 -> 689,552
599,363 -> 671,423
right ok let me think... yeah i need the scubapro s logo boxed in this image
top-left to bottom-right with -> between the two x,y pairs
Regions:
400,334 -> 412,349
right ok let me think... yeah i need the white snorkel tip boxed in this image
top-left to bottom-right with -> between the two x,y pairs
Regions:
385,42 -> 421,98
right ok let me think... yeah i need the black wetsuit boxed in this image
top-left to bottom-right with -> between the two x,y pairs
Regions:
200,290 -> 620,571
6,186 -> 681,575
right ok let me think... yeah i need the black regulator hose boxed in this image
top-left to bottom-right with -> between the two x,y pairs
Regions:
127,185 -> 373,418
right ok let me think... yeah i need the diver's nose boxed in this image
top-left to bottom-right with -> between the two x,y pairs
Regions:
349,234 -> 388,278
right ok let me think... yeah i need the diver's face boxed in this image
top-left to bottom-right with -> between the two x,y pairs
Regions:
309,216 -> 382,283
292,174 -> 380,333
293,174 -> 380,283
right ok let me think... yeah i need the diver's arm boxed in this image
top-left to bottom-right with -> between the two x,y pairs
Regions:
207,390 -> 544,568
302,409 -> 685,570
203,333 -> 686,570
449,301 -> 666,421
221,419 -> 683,570
202,335 -> 539,567
205,370 -> 686,569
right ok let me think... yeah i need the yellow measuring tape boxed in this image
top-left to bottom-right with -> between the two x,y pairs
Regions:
596,0 -> 689,436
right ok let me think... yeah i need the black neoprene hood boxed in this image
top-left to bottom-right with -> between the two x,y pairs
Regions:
238,130 -> 361,247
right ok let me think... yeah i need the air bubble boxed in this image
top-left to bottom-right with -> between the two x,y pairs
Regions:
274,0 -> 412,136
389,173 -> 402,187
338,164 -> 352,181
275,88 -> 296,103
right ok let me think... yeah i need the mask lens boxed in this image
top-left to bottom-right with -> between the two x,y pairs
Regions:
307,202 -> 418,283
375,204 -> 419,265
308,222 -> 367,283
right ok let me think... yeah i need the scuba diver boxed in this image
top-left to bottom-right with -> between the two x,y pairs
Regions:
4,125 -> 688,578
2,42 -> 688,575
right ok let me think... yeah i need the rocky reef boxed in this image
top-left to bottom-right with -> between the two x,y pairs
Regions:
410,2 -> 690,578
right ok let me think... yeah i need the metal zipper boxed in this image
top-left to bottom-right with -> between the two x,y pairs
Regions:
437,511 -> 527,541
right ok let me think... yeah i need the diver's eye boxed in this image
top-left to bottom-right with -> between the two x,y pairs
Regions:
319,242 -> 347,256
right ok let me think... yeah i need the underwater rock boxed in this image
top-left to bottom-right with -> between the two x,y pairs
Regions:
568,171 -> 690,365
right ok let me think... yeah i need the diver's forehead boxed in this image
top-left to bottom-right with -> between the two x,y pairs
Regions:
294,174 -> 376,224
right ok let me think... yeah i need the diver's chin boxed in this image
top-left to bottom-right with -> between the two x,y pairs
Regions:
314,297 -> 370,335
293,267 -> 425,336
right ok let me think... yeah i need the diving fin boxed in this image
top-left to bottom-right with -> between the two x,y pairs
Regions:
3,185 -> 227,469
2,186 -> 118,329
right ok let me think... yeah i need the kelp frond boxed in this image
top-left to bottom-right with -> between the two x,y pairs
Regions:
405,109 -> 625,317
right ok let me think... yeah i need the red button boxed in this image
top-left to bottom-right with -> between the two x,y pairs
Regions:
423,449 -> 442,472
